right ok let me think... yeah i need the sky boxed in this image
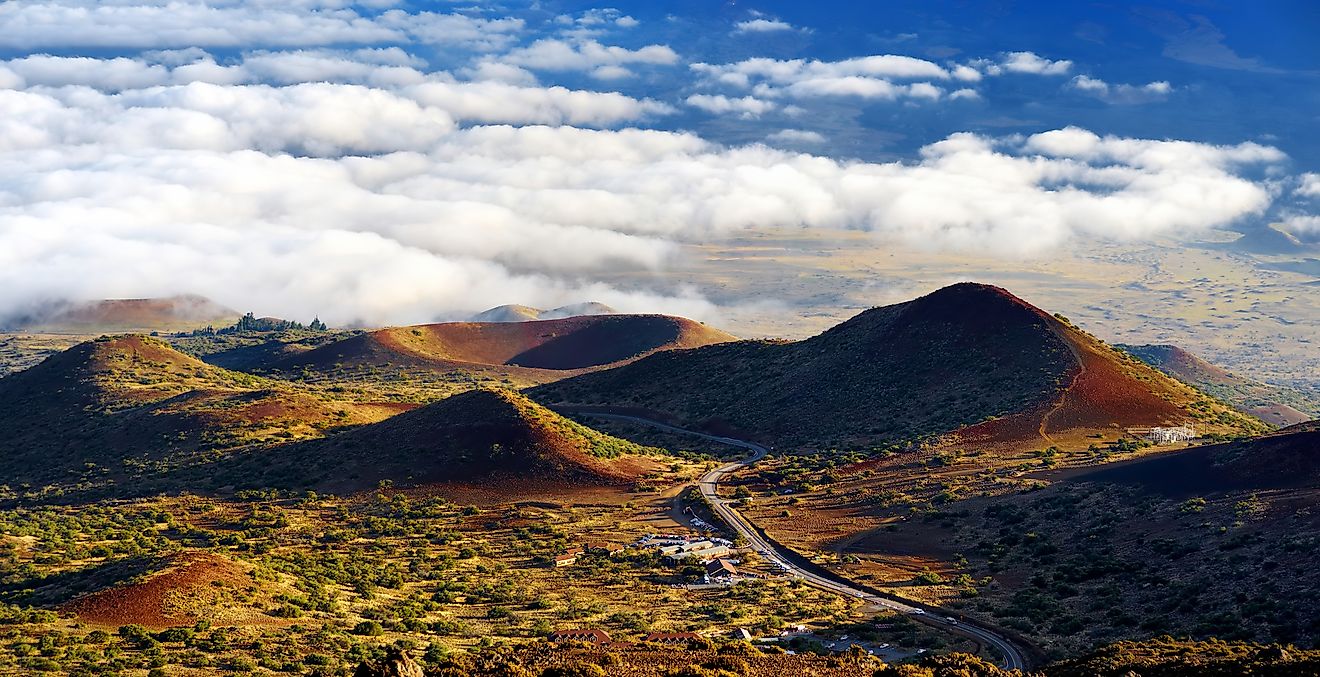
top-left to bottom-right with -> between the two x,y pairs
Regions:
0,0 -> 1317,328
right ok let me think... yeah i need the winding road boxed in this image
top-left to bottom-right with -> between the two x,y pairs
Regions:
579,412 -> 1031,672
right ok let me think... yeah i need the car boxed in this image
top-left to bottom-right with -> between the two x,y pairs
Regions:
945,616 -> 958,624
909,609 -> 925,615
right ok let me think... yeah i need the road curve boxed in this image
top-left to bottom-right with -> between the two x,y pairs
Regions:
577,412 -> 1030,672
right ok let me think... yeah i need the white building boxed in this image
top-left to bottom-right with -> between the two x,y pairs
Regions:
1146,425 -> 1196,445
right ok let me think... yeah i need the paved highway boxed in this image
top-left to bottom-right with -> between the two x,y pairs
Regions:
580,412 -> 1030,672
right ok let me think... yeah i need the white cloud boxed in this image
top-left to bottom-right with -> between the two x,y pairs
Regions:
590,65 -> 634,81
383,11 -> 524,52
0,12 -> 1296,328
0,1 -> 522,51
1069,75 -> 1173,104
981,51 -> 1073,76
1295,172 -> 1320,198
1280,215 -> 1320,234
0,53 -> 672,129
696,55 -> 951,86
950,88 -> 980,100
765,129 -> 825,145
693,55 -> 957,102
462,61 -> 538,86
501,39 -> 679,73
691,54 -> 960,102
5,55 -> 171,90
950,64 -> 982,82
686,94 -> 777,118
735,18 -> 797,33
403,80 -> 674,126
0,66 -> 1288,326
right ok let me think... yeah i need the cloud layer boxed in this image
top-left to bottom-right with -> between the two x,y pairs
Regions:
0,2 -> 1307,327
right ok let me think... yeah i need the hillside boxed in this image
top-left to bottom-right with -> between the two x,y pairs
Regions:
229,389 -> 668,493
469,302 -> 619,322
1118,343 -> 1319,426
265,314 -> 735,376
1081,419 -> 1320,493
0,335 -> 401,498
470,304 -> 544,323
826,421 -> 1320,656
533,283 -> 1261,447
1,295 -> 238,333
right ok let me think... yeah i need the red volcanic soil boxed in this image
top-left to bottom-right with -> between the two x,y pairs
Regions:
940,301 -> 1210,452
949,337 -> 1189,451
273,314 -> 736,374
63,553 -> 258,628
1040,332 -> 1187,435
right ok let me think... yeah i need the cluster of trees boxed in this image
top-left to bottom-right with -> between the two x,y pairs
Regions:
187,312 -> 328,336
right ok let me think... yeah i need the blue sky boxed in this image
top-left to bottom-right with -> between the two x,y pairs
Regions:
0,0 -> 1316,327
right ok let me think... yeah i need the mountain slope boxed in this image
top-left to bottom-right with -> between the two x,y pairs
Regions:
230,389 -> 666,492
1081,420 -> 1320,494
267,314 -> 736,376
470,304 -> 545,323
469,302 -> 619,322
0,335 -> 401,496
533,283 -> 1262,447
1118,343 -> 1318,427
2,295 -> 238,333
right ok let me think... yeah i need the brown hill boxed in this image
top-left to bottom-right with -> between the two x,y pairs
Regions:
3,294 -> 238,333
469,301 -> 619,322
469,303 -> 545,322
1118,343 -> 1319,427
231,389 -> 666,493
268,314 -> 736,376
532,283 -> 1262,448
61,552 -> 273,628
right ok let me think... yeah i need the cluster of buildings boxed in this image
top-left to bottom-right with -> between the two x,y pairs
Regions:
1128,424 -> 1198,445
551,535 -> 744,584
635,533 -> 734,563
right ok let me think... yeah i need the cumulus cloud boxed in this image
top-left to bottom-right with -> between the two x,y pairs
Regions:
1296,172 -> 1320,198
735,18 -> 798,33
0,1 -> 523,51
0,53 -> 673,129
695,55 -> 951,86
765,129 -> 825,145
1070,75 -> 1173,104
976,51 -> 1073,76
500,38 -> 679,73
1281,215 -> 1320,234
0,60 -> 1288,326
0,7 -> 1301,327
692,55 -> 954,102
686,94 -> 776,118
